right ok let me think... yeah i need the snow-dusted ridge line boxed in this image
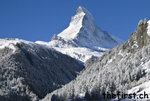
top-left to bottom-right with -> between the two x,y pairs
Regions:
0,38 -> 54,53
0,39 -> 34,52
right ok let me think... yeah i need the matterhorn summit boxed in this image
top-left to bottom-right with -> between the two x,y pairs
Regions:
58,6 -> 96,41
36,6 -> 123,62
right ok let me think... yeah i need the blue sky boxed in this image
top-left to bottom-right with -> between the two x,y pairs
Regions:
0,0 -> 150,42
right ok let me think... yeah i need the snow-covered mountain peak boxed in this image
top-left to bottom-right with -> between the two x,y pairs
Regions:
37,6 -> 123,62
70,6 -> 96,25
74,6 -> 96,25
57,6 -> 96,40
76,6 -> 87,14
57,6 -> 122,48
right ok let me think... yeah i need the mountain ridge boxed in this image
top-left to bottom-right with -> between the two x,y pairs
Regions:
0,38 -> 82,101
57,6 -> 122,49
36,6 -> 123,62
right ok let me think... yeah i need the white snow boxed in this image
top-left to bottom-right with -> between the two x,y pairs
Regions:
0,39 -> 36,53
142,60 -> 150,73
58,6 -> 95,40
57,12 -> 84,40
119,59 -> 150,101
53,47 -> 103,62
36,40 -> 103,62
0,39 -> 20,52
147,20 -> 150,36
0,39 -> 24,52
124,81 -> 150,101
35,41 -> 49,46
128,81 -> 150,94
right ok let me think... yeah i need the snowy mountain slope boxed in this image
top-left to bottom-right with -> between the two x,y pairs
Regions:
51,47 -> 103,63
125,81 -> 150,101
36,6 -> 123,62
41,19 -> 150,101
36,40 -> 105,62
0,38 -> 82,101
36,40 -> 108,63
57,6 -> 122,48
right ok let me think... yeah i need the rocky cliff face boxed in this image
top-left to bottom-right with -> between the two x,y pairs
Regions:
123,19 -> 150,53
0,39 -> 82,101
